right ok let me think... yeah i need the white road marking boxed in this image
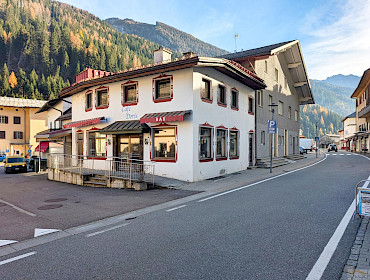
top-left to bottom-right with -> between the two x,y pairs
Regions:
86,223 -> 129,237
339,154 -> 344,155
165,205 -> 187,212
199,154 -> 327,202
332,154 -> 337,155
306,157 -> 370,280
34,228 -> 60,238
0,240 -> 17,247
0,199 -> 36,217
0,252 -> 36,266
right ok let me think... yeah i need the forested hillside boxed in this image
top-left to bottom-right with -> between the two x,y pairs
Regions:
0,0 -> 158,100
106,18 -> 228,57
300,104 -> 343,139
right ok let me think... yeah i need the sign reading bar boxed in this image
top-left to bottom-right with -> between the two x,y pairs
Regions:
359,188 -> 370,216
268,120 -> 277,134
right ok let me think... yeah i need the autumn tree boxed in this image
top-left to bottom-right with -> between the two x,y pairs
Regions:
8,71 -> 17,88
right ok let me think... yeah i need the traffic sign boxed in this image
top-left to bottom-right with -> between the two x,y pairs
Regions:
6,149 -> 9,153
314,136 -> 319,141
268,120 -> 277,134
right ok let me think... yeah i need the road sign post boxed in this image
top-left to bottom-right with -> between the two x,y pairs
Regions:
268,103 -> 278,173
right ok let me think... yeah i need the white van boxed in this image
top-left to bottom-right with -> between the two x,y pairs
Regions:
300,138 -> 313,152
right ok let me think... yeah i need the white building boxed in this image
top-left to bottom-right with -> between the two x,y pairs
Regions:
341,112 -> 356,151
58,49 -> 266,182
220,40 -> 314,161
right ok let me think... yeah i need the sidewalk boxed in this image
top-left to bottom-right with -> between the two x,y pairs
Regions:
341,217 -> 370,280
155,151 -> 325,193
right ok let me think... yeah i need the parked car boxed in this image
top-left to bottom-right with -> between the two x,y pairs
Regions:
4,156 -> 27,173
0,154 -> 6,162
327,144 -> 338,152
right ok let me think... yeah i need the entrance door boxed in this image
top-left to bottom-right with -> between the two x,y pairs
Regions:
249,133 -> 253,165
117,134 -> 143,160
77,132 -> 84,156
293,136 -> 296,154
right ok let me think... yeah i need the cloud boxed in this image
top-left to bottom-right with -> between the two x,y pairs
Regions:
303,0 -> 370,79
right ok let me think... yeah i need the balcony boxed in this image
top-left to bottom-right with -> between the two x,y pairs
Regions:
359,104 -> 370,118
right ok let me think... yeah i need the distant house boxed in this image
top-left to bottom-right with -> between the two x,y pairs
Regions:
0,97 -> 47,157
341,112 -> 356,151
351,68 -> 370,153
220,40 -> 314,161
35,97 -> 72,156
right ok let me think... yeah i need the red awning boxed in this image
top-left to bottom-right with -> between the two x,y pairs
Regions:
35,142 -> 49,152
140,110 -> 191,124
63,117 -> 105,129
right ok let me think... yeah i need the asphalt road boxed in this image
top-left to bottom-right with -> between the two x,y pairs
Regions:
0,152 -> 369,279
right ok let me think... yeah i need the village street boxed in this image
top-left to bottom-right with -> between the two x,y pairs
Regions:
0,151 -> 369,279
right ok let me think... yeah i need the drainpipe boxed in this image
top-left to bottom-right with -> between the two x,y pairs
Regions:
254,91 -> 258,166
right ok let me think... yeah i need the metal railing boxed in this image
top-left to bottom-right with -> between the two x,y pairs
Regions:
47,154 -> 155,186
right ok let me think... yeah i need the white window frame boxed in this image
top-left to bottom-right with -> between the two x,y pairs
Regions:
278,101 -> 284,116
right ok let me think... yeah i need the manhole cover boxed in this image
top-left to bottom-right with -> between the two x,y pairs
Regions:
0,202 -> 7,207
38,204 -> 63,210
44,198 -> 67,203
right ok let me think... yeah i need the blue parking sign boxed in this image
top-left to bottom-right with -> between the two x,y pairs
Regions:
268,120 -> 277,134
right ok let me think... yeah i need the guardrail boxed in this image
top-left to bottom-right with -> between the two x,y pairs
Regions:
47,154 -> 155,186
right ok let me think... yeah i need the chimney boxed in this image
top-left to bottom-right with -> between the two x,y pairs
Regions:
182,51 -> 195,59
154,46 -> 172,64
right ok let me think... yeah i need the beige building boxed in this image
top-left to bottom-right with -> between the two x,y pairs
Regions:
0,97 -> 47,157
351,68 -> 370,153
341,112 -> 356,151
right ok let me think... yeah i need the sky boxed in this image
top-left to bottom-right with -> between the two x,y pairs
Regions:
59,0 -> 370,80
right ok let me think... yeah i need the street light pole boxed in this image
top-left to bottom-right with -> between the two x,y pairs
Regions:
315,122 -> 318,158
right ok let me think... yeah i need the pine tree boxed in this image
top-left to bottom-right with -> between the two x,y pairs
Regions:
2,63 -> 10,96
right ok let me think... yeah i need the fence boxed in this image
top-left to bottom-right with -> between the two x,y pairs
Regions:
47,154 -> 155,186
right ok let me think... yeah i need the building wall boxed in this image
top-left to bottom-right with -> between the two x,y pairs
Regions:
343,117 -> 356,138
245,54 -> 300,159
192,67 -> 255,181
0,106 -> 47,156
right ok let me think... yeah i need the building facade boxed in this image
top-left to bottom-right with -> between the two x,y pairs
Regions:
341,112 -> 356,151
351,68 -> 370,153
58,51 -> 265,182
220,40 -> 314,160
0,97 -> 47,156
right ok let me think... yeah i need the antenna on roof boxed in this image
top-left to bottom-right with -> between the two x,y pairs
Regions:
234,33 -> 239,52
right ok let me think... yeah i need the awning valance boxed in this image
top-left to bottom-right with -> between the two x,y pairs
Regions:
63,117 -> 105,129
35,128 -> 72,140
100,120 -> 150,134
140,110 -> 191,124
35,142 -> 49,152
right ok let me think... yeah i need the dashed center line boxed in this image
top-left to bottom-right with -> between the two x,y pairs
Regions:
165,205 -> 187,212
86,223 -> 130,237
0,252 -> 37,266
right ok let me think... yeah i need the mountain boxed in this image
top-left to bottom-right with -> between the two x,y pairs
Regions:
105,18 -> 228,57
0,0 -> 158,100
322,74 -> 361,89
310,80 -> 355,117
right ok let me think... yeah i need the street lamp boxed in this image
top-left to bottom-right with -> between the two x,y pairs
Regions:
268,103 -> 278,173
315,122 -> 318,158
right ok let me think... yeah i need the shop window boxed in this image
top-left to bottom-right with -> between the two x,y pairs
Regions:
85,91 -> 92,111
261,131 -> 265,145
229,130 -> 239,158
122,82 -> 138,105
218,85 -> 226,106
201,79 -> 212,101
200,127 -> 213,161
96,87 -> 109,109
155,78 -> 171,100
231,89 -> 239,110
0,115 -> 8,124
0,131 -> 5,139
216,128 -> 227,160
14,116 -> 21,124
14,131 -> 23,139
88,132 -> 106,157
248,97 -> 254,114
152,127 -> 176,161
